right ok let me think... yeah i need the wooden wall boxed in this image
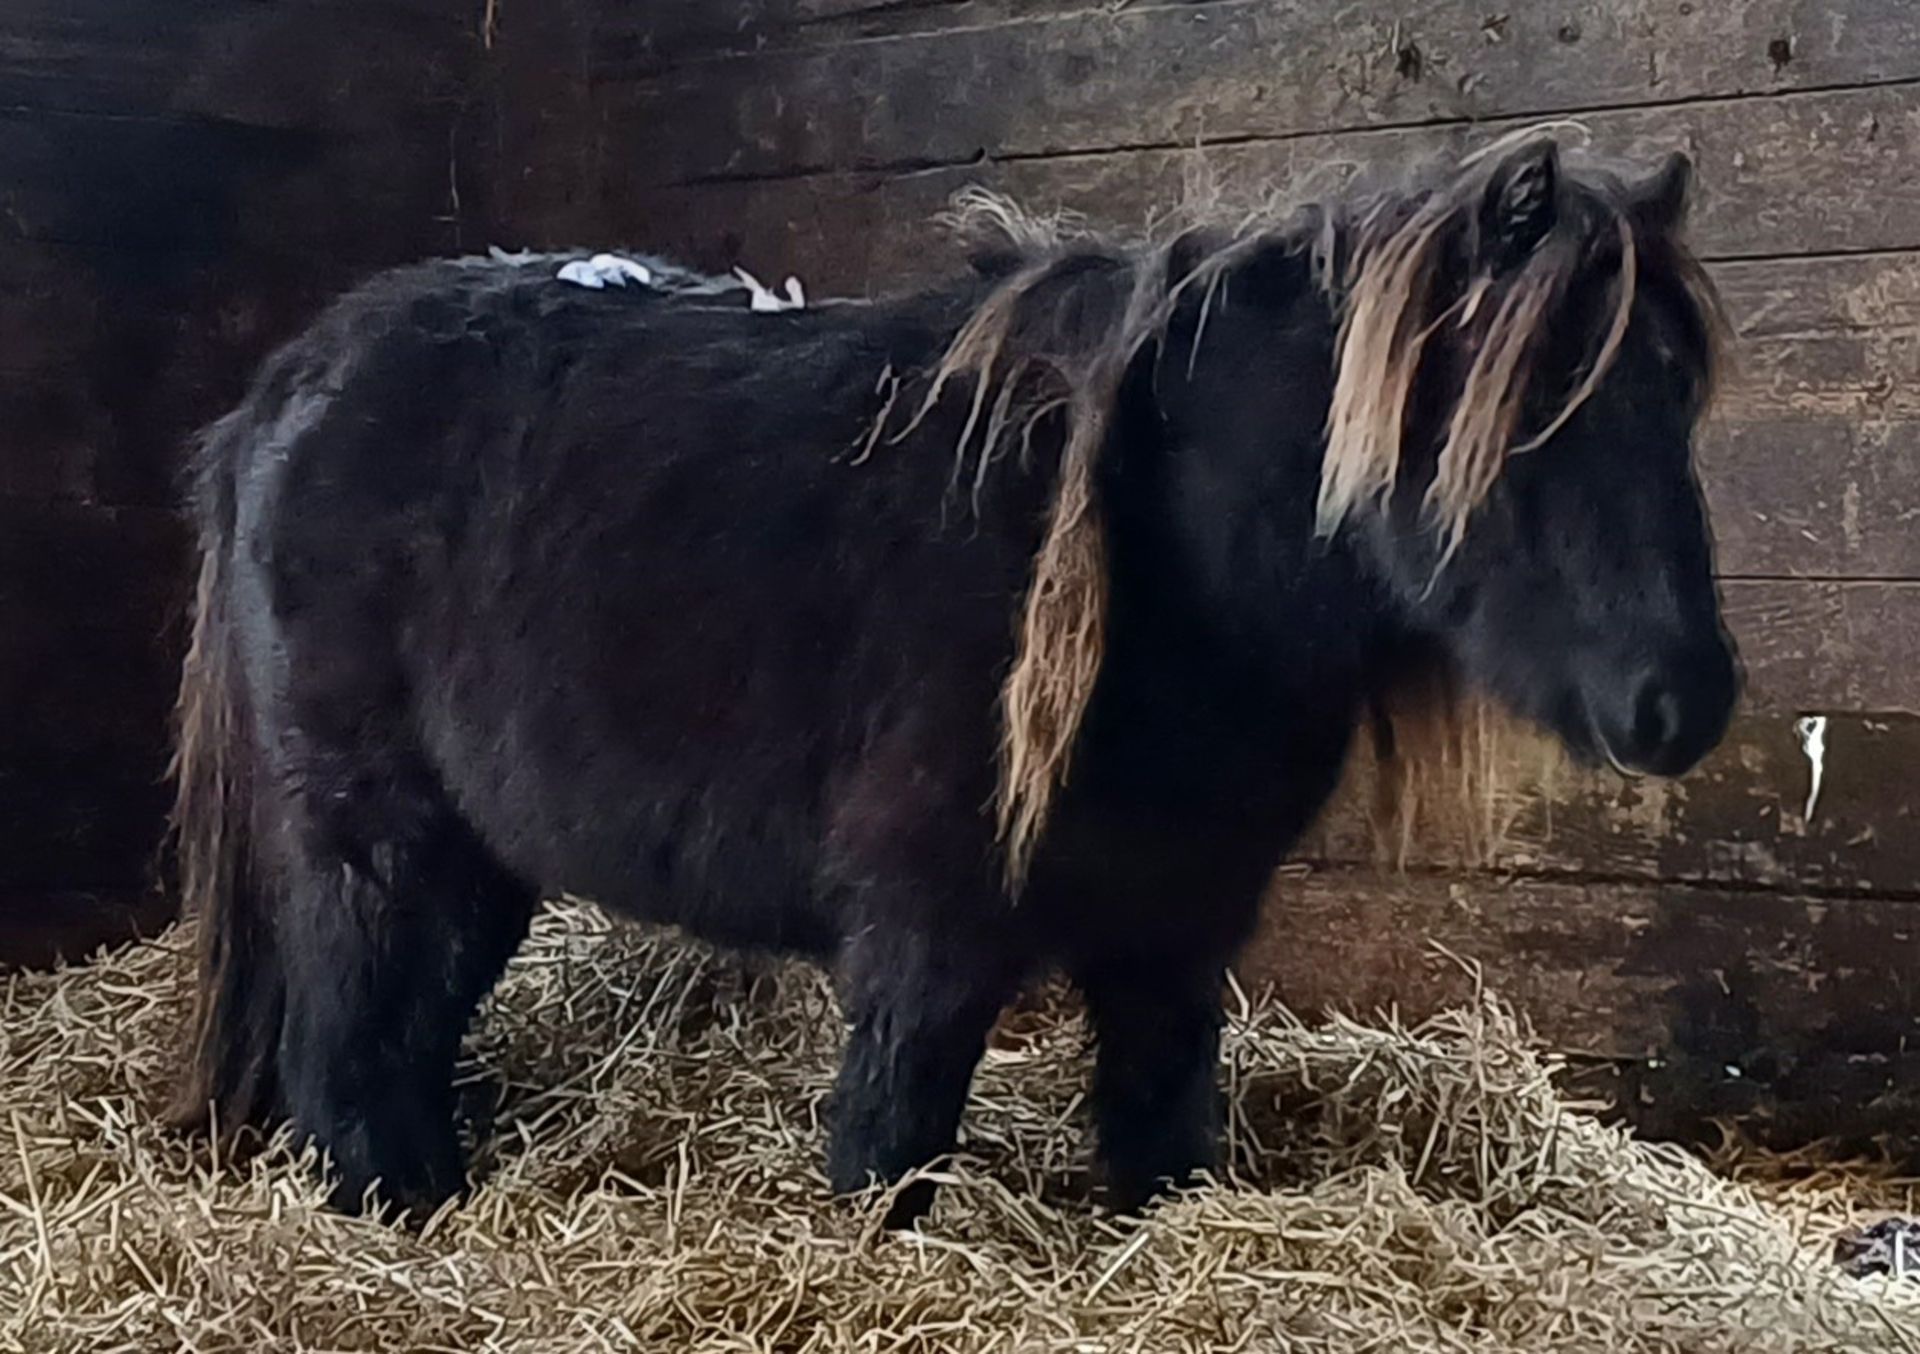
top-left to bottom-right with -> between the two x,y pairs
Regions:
0,0 -> 499,964
4,0 -> 1916,1147
507,0 -> 1919,1146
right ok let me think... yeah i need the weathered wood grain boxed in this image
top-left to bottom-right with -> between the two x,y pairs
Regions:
0,0 -> 473,128
1701,420 -> 1918,581
0,0 -> 488,953
1697,251 -> 1918,579
1723,580 -> 1920,711
1241,867 -> 1920,1148
594,0 -> 962,65
606,0 -> 1920,184
0,378 -> 103,501
0,110 -> 468,264
0,503 -> 186,895
610,82 -> 1920,292
1300,712 -> 1920,896
0,242 -> 365,507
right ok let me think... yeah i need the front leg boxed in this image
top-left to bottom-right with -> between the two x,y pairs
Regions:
828,924 -> 1020,1226
1077,955 -> 1228,1212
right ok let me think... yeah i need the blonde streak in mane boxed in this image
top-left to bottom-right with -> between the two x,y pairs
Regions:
899,242 -> 1143,890
939,186 -> 1080,253
1429,262 -> 1562,558
995,392 -> 1108,886
904,283 -> 1022,480
1319,206 -> 1452,534
999,255 -> 1191,887
1431,211 -> 1642,561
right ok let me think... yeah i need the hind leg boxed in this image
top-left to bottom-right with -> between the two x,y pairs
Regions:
275,786 -> 534,1215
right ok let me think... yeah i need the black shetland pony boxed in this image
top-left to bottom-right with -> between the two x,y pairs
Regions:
170,135 -> 1737,1221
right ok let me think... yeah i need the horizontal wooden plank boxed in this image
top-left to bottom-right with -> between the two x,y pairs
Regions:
608,82 -> 1920,293
605,0 -> 1920,184
0,242 -> 370,506
1700,420 -> 1917,580
1241,867 -> 1920,1148
1702,251 -> 1918,578
0,108 -> 469,263
1302,711 -> 1920,896
0,887 -> 175,972
0,501 -> 187,635
1718,253 -> 1920,422
598,0 -> 916,59
0,762 -> 173,893
0,378 -> 102,501
1723,579 -> 1920,711
0,0 -> 471,128
0,503 -> 184,893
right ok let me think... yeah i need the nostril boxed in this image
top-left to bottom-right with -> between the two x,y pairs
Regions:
1632,679 -> 1683,754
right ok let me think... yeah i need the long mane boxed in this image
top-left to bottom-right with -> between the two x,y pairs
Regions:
910,130 -> 1729,886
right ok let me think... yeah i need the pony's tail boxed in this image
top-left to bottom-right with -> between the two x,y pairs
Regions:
165,419 -> 283,1136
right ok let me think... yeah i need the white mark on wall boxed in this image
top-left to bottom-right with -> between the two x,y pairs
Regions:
1794,714 -> 1829,823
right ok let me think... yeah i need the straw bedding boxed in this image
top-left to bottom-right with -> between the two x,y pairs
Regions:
4,901 -> 1916,1353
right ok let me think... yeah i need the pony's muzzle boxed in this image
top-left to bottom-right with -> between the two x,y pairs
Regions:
1586,639 -> 1737,778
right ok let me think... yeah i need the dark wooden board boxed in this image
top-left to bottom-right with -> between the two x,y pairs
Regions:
0,0 -> 491,950
1723,580 -> 1920,712
0,241 -> 369,506
0,503 -> 186,894
592,0 -> 939,65
1300,712 -> 1920,896
614,0 -> 1920,84
1691,251 -> 1917,579
0,0 -> 473,128
611,82 -> 1920,293
0,109 -> 468,264
0,888 -> 175,971
1701,419 -> 1918,581
0,377 -> 104,501
1241,867 -> 1920,1149
604,0 -> 1920,183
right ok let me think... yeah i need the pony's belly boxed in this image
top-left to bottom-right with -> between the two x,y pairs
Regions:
431,719 -> 845,960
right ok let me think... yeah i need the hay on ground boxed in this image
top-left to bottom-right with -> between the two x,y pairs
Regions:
3,902 -> 1916,1353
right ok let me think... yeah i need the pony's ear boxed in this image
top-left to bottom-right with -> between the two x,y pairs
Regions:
1629,151 -> 1693,235
1479,140 -> 1560,267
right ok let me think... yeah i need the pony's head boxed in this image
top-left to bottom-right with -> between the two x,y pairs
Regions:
1321,136 -> 1738,777
919,136 -> 1739,882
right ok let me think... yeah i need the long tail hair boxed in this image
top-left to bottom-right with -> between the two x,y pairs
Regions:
166,410 -> 283,1134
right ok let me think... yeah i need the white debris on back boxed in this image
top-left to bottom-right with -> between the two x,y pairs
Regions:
556,253 -> 657,289
734,266 -> 807,312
